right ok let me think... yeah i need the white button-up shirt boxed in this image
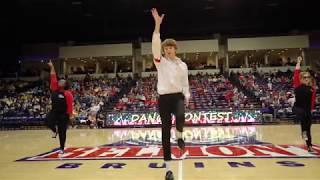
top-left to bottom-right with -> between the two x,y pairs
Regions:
152,32 -> 190,100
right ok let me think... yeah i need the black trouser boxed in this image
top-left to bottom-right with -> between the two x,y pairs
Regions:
294,107 -> 312,147
46,112 -> 69,150
159,93 -> 185,161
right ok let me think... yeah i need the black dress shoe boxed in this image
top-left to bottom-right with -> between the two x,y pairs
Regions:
177,138 -> 185,151
165,170 -> 174,180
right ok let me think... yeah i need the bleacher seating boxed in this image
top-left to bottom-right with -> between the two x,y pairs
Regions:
0,69 -> 319,129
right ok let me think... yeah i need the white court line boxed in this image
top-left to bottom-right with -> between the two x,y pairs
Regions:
178,160 -> 183,180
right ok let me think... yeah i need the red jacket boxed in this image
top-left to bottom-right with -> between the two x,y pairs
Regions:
50,74 -> 73,115
293,69 -> 316,110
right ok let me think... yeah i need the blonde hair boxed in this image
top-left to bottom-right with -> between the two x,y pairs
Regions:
162,39 -> 178,50
299,71 -> 314,86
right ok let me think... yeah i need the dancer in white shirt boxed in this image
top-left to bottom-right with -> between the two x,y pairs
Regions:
151,8 -> 190,180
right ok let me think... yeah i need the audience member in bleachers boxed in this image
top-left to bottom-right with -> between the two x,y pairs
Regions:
87,102 -> 103,128
71,76 -> 125,125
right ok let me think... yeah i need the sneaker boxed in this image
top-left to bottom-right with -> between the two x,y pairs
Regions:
302,131 -> 308,140
165,170 -> 174,180
51,131 -> 57,138
177,138 -> 185,151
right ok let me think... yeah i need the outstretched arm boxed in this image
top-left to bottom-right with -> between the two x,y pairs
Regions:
295,56 -> 302,70
48,60 -> 58,91
151,8 -> 165,62
151,8 -> 164,35
293,56 -> 302,88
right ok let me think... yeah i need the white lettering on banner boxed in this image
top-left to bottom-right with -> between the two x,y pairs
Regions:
138,114 -> 147,125
249,116 -> 255,122
191,112 -> 201,123
110,111 -> 257,126
217,112 -> 224,123
131,114 -> 140,124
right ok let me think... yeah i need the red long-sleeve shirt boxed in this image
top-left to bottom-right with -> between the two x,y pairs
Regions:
292,69 -> 316,110
50,74 -> 73,115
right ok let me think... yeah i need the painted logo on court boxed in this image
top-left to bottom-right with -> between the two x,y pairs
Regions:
17,127 -> 320,161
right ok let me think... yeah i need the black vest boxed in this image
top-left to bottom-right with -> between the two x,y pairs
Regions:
51,91 -> 67,114
294,84 -> 312,112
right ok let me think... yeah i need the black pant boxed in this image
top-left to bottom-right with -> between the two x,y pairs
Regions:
294,107 -> 312,147
46,112 -> 69,150
159,93 -> 185,161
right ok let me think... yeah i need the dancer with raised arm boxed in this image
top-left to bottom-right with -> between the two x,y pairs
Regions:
151,8 -> 190,180
293,56 -> 317,152
47,60 -> 73,155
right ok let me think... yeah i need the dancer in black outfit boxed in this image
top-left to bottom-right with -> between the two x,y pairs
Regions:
293,56 -> 316,152
46,60 -> 74,155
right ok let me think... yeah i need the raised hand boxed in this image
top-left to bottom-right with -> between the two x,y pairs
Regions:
48,59 -> 56,74
48,60 -> 54,68
151,8 -> 165,25
297,56 -> 303,64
